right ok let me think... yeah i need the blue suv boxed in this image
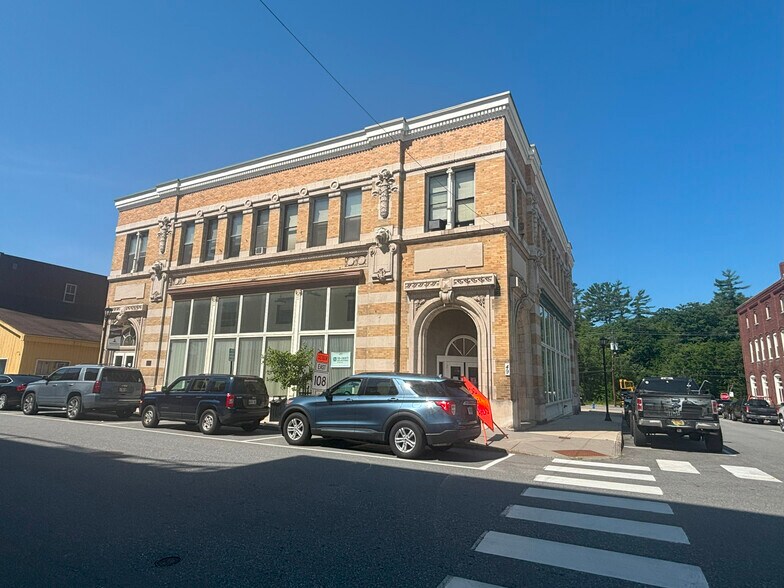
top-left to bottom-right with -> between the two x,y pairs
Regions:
279,373 -> 481,459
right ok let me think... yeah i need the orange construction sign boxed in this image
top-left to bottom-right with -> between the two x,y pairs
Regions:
461,376 -> 494,431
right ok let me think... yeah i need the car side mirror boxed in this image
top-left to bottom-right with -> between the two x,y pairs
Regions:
324,390 -> 333,401
161,386 -> 169,393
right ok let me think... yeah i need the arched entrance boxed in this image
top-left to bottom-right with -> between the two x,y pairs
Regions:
108,323 -> 138,367
424,309 -> 479,383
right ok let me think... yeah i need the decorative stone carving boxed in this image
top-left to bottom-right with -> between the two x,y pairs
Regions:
219,204 -> 227,214
244,199 -> 253,208
196,209 -> 204,218
157,216 -> 172,255
371,169 -> 397,220
330,181 -> 340,190
270,193 -> 279,202
344,256 -> 367,268
439,280 -> 454,304
172,276 -> 187,286
149,260 -> 169,303
404,274 -> 498,311
413,298 -> 427,312
368,227 -> 397,283
473,295 -> 486,308
299,187 -> 308,197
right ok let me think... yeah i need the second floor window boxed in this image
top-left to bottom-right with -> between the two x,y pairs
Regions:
63,283 -> 77,303
225,213 -> 242,259
202,218 -> 218,262
341,189 -> 362,243
427,167 -> 475,231
179,222 -> 195,264
281,203 -> 298,252
123,231 -> 148,273
309,197 -> 329,247
252,208 -> 269,255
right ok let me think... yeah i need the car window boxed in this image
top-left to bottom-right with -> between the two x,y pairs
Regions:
190,378 -> 209,392
236,378 -> 267,395
747,399 -> 770,407
0,376 -> 11,384
168,378 -> 191,392
364,378 -> 396,396
208,378 -> 229,392
637,378 -> 699,394
60,368 -> 82,381
401,379 -> 472,398
330,378 -> 362,396
102,369 -> 144,383
82,368 -> 99,381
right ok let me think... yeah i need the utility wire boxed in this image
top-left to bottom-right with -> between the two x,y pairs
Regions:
254,0 -> 501,230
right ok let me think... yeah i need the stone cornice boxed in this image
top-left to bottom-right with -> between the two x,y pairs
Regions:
116,93 -> 530,212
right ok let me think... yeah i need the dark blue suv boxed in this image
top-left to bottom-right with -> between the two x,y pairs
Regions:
279,373 -> 481,459
141,374 -> 269,434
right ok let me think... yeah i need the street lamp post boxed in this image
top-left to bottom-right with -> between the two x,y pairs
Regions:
99,307 -> 113,365
599,337 -> 612,422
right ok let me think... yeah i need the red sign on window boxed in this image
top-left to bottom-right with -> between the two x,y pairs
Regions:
316,351 -> 329,365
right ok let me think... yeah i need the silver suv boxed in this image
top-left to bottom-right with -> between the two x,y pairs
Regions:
22,365 -> 146,420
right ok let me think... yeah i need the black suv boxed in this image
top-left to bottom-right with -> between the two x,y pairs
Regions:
141,374 -> 270,434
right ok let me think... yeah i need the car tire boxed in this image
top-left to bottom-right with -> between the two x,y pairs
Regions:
66,395 -> 83,420
779,416 -> 784,432
199,409 -> 221,435
282,412 -> 311,445
116,409 -> 135,420
741,413 -> 748,423
0,393 -> 8,410
141,405 -> 159,428
389,420 -> 425,459
241,421 -> 260,432
22,392 -> 38,415
705,431 -> 723,453
631,418 -> 648,447
688,433 -> 701,441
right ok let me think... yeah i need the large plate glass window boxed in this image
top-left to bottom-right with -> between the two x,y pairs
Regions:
268,292 -> 294,332
329,286 -> 356,330
301,288 -> 327,331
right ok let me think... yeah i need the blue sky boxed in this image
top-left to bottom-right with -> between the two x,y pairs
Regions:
0,0 -> 781,310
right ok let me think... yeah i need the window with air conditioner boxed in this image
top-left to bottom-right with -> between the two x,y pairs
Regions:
252,208 -> 269,255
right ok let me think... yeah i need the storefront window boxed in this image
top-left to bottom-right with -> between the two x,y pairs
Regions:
301,288 -> 327,331
216,296 -> 240,334
539,303 -> 573,404
329,286 -> 356,330
268,292 -> 294,332
240,294 -> 266,333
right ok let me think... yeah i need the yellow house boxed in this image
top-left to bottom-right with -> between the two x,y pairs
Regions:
0,308 -> 101,375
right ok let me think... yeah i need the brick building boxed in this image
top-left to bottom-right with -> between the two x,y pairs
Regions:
737,262 -> 784,407
105,93 -> 578,427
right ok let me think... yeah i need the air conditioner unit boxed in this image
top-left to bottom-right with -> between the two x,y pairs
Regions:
428,219 -> 447,231
254,246 -> 266,255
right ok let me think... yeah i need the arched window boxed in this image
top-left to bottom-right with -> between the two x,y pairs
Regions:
766,335 -> 773,360
775,333 -> 781,359
774,374 -> 783,405
754,340 -> 761,362
761,374 -> 769,399
749,342 -> 755,363
445,335 -> 478,357
750,375 -> 758,396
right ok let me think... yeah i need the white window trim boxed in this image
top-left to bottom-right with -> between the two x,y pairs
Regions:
63,283 -> 78,304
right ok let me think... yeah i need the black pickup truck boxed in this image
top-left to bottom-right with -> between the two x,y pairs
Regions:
726,398 -> 778,424
629,377 -> 723,452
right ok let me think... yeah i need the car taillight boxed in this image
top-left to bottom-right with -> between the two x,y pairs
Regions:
93,381 -> 102,394
636,397 -> 643,412
434,400 -> 456,415
711,400 -> 718,415
16,384 -> 27,392
226,393 -> 235,408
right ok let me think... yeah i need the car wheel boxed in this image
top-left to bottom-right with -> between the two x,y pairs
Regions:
705,431 -> 723,453
199,409 -> 221,435
0,393 -> 8,410
116,409 -> 135,420
688,433 -> 701,441
389,420 -> 425,459
141,405 -> 159,428
779,416 -> 784,432
22,393 -> 38,415
66,395 -> 83,420
741,413 -> 748,423
431,444 -> 453,452
631,418 -> 648,447
241,421 -> 260,432
282,412 -> 311,445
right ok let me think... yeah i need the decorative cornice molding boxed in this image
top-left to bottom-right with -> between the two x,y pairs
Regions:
115,93 -> 527,212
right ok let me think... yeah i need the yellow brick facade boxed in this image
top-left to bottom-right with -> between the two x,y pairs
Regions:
105,93 -> 578,427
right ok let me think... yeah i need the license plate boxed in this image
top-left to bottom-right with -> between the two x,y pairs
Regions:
247,398 -> 257,405
119,385 -> 128,393
671,419 -> 684,426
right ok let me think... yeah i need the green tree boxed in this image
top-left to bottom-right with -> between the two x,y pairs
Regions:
263,346 -> 314,396
581,281 -> 632,325
713,269 -> 749,309
631,289 -> 654,319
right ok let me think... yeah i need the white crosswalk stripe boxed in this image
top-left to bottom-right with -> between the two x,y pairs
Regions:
721,465 -> 782,482
544,464 -> 657,481
657,459 -> 700,474
438,459 -> 707,587
473,532 -> 708,588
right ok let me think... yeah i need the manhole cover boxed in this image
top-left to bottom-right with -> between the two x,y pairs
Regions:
154,556 -> 181,568
554,449 -> 608,457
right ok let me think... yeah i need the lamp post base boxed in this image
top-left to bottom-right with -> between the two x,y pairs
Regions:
604,413 -> 612,422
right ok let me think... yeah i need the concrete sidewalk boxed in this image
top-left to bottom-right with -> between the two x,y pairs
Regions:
483,406 -> 625,459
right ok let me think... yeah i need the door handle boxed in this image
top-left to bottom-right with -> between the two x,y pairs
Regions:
345,398 -> 353,402
387,397 -> 397,401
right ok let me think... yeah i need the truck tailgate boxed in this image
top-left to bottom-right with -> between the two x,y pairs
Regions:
642,395 -> 713,419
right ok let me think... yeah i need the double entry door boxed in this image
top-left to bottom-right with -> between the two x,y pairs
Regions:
441,357 -> 479,386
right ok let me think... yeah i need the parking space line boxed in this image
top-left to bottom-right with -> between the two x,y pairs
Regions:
720,465 -> 782,483
656,460 -> 700,474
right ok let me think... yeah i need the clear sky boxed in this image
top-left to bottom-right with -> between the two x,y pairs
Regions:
1,0 -> 781,310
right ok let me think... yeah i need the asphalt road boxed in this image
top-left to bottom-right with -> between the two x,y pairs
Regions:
0,410 -> 780,587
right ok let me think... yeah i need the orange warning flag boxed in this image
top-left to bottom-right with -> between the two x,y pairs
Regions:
461,376 -> 493,431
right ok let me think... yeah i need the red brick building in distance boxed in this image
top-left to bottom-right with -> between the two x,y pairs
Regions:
737,262 -> 784,407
